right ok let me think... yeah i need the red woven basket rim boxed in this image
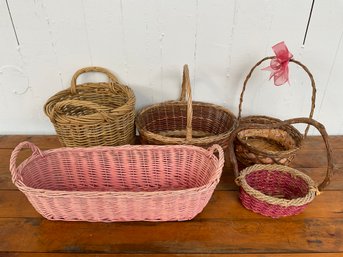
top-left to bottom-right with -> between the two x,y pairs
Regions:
236,164 -> 317,207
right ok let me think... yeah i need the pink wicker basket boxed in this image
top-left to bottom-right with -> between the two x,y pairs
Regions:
228,118 -> 333,218
10,142 -> 224,222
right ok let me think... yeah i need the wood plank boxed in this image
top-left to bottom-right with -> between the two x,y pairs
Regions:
2,253 -> 343,257
1,190 -> 343,220
1,135 -> 343,150
0,217 -> 342,254
290,150 -> 343,169
302,136 -> 343,149
0,135 -> 61,149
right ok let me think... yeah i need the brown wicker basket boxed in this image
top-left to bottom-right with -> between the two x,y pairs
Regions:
136,64 -> 237,149
235,57 -> 316,166
44,66 -> 135,147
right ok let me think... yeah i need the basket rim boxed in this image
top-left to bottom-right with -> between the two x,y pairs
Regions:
44,82 -> 135,120
136,100 -> 237,144
236,164 -> 317,207
14,144 -> 222,198
236,115 -> 303,157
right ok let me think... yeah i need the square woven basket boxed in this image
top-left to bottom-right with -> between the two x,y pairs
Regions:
10,142 -> 224,222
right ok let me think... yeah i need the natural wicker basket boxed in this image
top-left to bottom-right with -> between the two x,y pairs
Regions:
235,57 -> 316,166
229,117 -> 333,218
10,142 -> 224,222
44,66 -> 135,147
136,64 -> 236,149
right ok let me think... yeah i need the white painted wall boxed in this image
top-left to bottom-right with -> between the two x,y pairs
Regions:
0,0 -> 342,135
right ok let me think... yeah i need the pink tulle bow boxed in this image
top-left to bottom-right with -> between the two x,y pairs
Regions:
262,41 -> 293,86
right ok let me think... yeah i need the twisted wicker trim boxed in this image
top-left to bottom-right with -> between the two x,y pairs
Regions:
237,115 -> 303,157
45,83 -> 135,120
229,117 -> 334,192
137,100 -> 236,146
235,164 -> 317,207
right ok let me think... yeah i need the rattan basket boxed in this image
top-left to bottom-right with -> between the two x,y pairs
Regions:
10,142 -> 224,222
235,57 -> 316,166
44,66 -> 135,147
136,64 -> 236,149
229,117 -> 333,218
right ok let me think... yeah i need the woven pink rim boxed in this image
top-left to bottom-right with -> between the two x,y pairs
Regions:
10,142 -> 224,222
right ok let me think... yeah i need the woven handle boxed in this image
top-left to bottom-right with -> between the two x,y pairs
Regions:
70,66 -> 120,94
207,144 -> 225,181
229,117 -> 333,191
238,57 -> 316,137
179,64 -> 193,141
208,144 -> 225,164
10,141 -> 43,183
51,99 -> 114,123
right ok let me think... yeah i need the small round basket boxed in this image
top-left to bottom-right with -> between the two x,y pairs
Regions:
229,117 -> 333,218
136,64 -> 237,149
44,66 -> 135,147
235,57 -> 316,166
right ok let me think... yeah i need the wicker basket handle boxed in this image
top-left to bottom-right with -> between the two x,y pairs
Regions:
70,66 -> 120,94
51,99 -> 114,122
229,117 -> 333,192
208,144 -> 225,164
10,141 -> 44,183
207,144 -> 225,181
237,57 -> 316,137
179,64 -> 193,141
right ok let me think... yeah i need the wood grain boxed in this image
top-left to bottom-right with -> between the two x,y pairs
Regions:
2,254 -> 343,257
1,135 -> 343,256
1,190 -> 343,220
0,217 -> 342,253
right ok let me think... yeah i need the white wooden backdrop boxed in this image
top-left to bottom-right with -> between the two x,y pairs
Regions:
0,0 -> 342,135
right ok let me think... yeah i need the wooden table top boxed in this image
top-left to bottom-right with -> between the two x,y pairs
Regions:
0,135 -> 342,257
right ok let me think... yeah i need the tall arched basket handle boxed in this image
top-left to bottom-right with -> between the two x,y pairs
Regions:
237,57 -> 316,137
179,64 -> 193,142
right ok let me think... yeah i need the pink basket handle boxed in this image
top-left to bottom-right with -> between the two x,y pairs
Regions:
228,117 -> 334,192
10,141 -> 44,183
207,144 -> 225,179
70,66 -> 120,94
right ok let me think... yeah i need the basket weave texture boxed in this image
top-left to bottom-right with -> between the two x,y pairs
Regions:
136,64 -> 236,149
235,57 -> 316,166
10,142 -> 224,222
44,66 -> 135,147
229,117 -> 333,218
